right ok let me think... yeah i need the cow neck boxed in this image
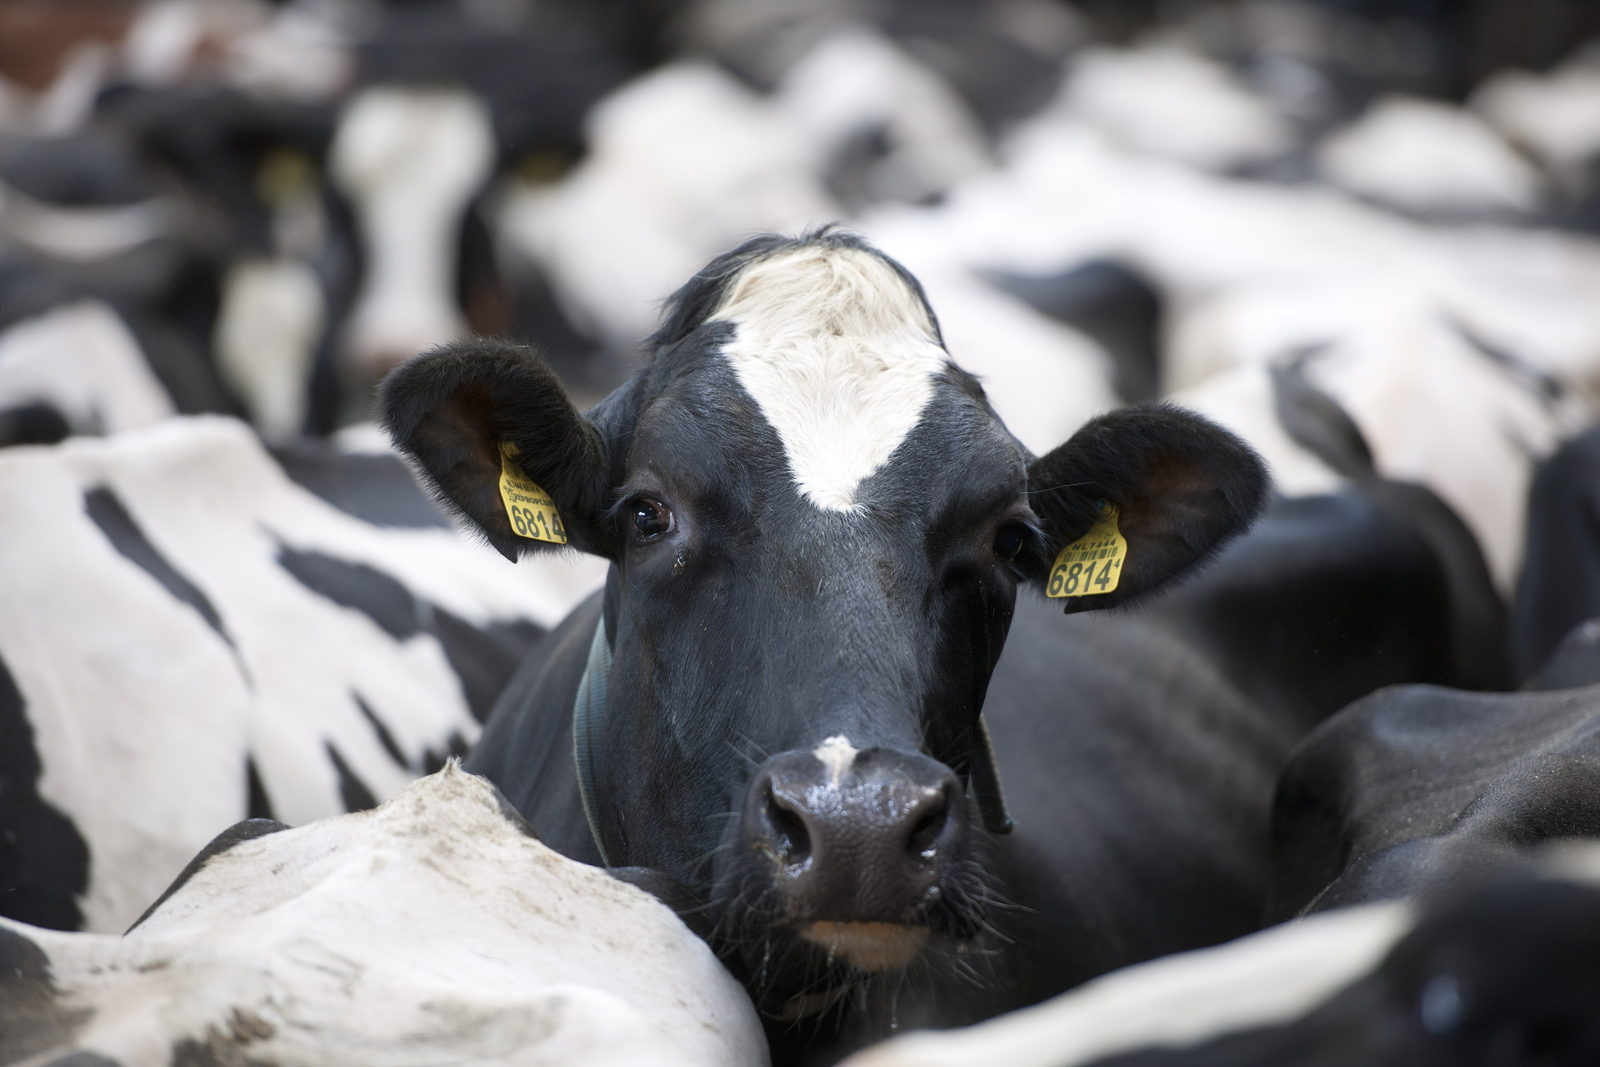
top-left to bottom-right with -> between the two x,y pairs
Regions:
573,614 -> 613,866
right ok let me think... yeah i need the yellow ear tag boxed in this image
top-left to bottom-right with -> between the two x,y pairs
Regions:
498,442 -> 567,545
1047,503 -> 1125,598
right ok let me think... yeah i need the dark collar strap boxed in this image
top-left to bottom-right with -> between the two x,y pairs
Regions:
970,713 -> 1016,834
573,616 -> 613,866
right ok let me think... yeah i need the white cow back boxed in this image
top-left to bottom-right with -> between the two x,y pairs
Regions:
5,766 -> 767,1067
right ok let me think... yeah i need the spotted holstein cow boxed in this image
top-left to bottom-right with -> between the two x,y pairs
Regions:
0,763 -> 766,1067
0,415 -> 604,934
381,230 -> 1515,1063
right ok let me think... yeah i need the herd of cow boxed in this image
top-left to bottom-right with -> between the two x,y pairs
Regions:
5,0 -> 1600,1065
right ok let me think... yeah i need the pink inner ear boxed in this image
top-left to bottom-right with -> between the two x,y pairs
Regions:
1117,453 -> 1211,539
423,385 -> 517,544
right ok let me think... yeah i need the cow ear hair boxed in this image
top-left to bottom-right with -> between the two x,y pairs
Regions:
379,338 -> 618,561
1024,403 -> 1268,611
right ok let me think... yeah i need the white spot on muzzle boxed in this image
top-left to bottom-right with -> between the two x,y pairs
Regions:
713,244 -> 949,512
812,734 -> 859,788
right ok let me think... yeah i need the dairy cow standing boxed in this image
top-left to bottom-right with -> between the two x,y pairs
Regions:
383,231 -> 1501,1063
379,230 -> 1263,1050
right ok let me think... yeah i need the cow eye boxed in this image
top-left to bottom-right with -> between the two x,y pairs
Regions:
993,524 -> 1026,561
633,498 -> 674,540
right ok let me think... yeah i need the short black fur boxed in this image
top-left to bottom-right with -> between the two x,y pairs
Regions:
378,337 -> 612,560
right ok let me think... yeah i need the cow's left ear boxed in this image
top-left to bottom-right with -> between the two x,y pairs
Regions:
1023,403 -> 1268,612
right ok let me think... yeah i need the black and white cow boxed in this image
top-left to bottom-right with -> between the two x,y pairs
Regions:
382,230 -> 1511,1061
0,763 -> 766,1067
841,857 -> 1600,1067
0,415 -> 603,934
0,125 -> 240,440
380,229 -> 1265,1048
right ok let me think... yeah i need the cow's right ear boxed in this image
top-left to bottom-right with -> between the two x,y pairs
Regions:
379,339 -> 614,561
1022,403 -> 1268,610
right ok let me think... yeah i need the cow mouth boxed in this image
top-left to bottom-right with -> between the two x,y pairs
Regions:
801,920 -> 930,971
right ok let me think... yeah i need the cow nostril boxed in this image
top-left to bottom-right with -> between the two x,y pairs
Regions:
906,795 -> 949,860
765,788 -> 813,870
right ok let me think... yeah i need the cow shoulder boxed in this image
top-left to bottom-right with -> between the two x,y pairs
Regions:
0,921 -> 94,1064
1525,618 -> 1600,691
1270,682 -> 1600,919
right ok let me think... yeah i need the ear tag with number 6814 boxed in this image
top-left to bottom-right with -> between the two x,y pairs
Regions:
1047,502 -> 1125,598
498,441 -> 567,545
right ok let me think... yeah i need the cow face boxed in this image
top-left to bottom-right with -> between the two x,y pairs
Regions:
381,231 -> 1267,1016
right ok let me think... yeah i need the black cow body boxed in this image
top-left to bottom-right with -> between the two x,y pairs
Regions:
381,231 -> 1502,1064
1268,418 -> 1600,923
1269,621 -> 1600,924
1055,872 -> 1600,1067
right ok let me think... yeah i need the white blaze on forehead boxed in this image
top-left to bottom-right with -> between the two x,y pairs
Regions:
712,245 -> 950,511
813,734 -> 859,787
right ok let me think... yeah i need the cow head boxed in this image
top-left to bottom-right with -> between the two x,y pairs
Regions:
381,231 -> 1267,1017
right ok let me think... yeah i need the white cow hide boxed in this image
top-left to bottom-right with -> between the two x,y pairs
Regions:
905,115 -> 1600,591
1315,95 -> 1544,215
330,85 -> 495,376
775,29 -> 992,207
1,765 -> 768,1067
213,256 -> 327,442
1052,45 -> 1292,172
842,902 -> 1414,1067
497,62 -> 839,350
0,182 -> 173,262
0,416 -> 604,931
1473,50 -> 1600,188
0,300 -> 174,434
